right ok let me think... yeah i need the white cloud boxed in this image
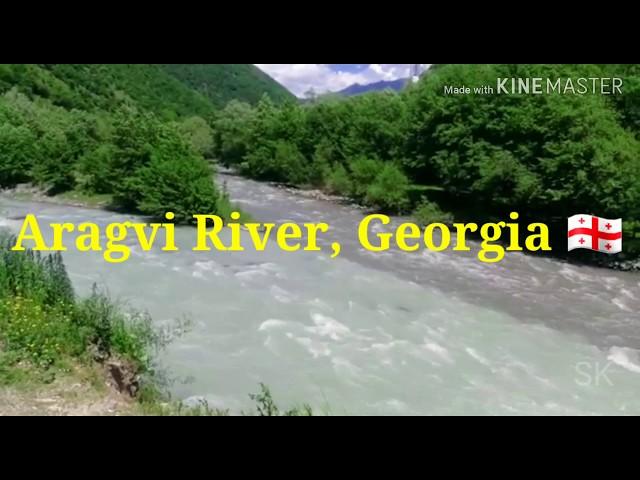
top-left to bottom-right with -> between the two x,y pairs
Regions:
255,64 -> 427,97
369,64 -> 408,81
255,64 -> 367,96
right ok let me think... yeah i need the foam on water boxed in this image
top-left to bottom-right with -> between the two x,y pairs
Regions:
258,319 -> 289,331
193,260 -> 227,278
465,347 -> 491,366
0,215 -> 18,230
331,357 -> 362,379
235,266 -> 274,282
608,347 -> 640,374
306,313 -> 351,341
270,285 -> 295,304
423,341 -> 454,364
294,337 -> 332,359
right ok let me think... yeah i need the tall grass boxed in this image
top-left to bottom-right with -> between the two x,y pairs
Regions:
0,234 -> 74,307
0,231 -> 317,415
0,232 -> 159,379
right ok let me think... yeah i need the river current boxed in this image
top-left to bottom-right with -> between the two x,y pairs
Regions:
1,172 -> 639,415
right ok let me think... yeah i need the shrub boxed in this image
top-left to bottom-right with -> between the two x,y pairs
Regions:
178,116 -> 214,157
0,235 -> 74,307
0,297 -> 79,368
77,144 -> 116,194
133,149 -> 222,223
0,235 -> 162,381
325,163 -> 352,196
74,289 -> 160,374
308,139 -> 335,187
247,383 -> 314,417
32,129 -> 77,194
413,199 -> 454,226
365,163 -> 411,213
0,123 -> 36,187
274,141 -> 308,185
348,156 -> 384,200
243,140 -> 308,185
108,115 -> 224,223
212,100 -> 255,166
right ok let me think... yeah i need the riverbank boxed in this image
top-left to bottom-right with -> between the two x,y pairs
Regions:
0,360 -> 136,416
0,231 -> 170,416
0,357 -> 301,416
218,168 -> 640,272
0,183 -> 255,224
0,230 -> 314,416
1,184 -> 114,210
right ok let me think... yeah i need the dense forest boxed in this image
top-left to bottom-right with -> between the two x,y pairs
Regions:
0,64 -> 293,223
0,64 -> 215,119
212,64 -> 640,260
160,64 -> 295,107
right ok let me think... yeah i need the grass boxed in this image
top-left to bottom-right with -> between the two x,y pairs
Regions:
56,190 -> 113,208
0,232 -> 317,416
0,186 -> 113,210
0,232 -> 163,394
3,182 -> 255,225
137,399 -> 230,416
244,383 -> 314,416
136,384 -> 315,416
413,198 -> 454,226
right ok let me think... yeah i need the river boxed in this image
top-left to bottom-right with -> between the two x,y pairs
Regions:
2,172 -> 640,415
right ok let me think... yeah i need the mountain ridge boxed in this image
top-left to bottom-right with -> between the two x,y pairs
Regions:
335,78 -> 408,96
160,64 -> 296,107
0,64 -> 294,120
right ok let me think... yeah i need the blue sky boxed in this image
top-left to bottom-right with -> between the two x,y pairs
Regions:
255,64 -> 424,97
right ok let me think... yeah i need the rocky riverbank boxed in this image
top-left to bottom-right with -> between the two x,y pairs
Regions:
1,184 -> 113,210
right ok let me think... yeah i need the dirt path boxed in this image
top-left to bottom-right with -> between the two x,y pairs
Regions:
0,370 -> 137,417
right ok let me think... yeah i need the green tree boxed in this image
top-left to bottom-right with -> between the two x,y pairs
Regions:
178,116 -> 214,157
405,64 -> 640,220
309,139 -> 335,187
212,100 -> 255,166
124,130 -> 221,223
365,164 -> 411,213
348,156 -> 384,200
32,129 -> 76,193
77,144 -> 116,194
0,123 -> 36,187
325,163 -> 352,196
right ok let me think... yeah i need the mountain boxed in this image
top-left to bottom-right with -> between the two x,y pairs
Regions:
0,64 -> 295,120
0,64 -> 215,119
160,64 -> 296,107
336,78 -> 408,96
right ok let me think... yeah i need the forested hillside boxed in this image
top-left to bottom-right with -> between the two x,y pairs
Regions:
160,64 -> 296,107
0,64 -> 215,119
0,64 -> 254,222
0,64 -> 295,118
336,78 -> 408,96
